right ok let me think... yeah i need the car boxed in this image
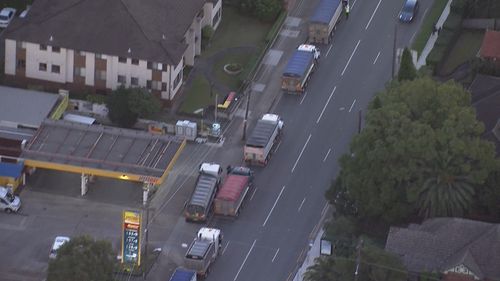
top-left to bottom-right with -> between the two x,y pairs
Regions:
399,0 -> 418,23
0,186 -> 21,213
49,236 -> 70,259
0,7 -> 16,28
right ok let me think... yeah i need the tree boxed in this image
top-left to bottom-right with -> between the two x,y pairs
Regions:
331,77 -> 496,223
398,48 -> 416,81
47,235 -> 116,281
254,0 -> 282,21
106,86 -> 161,128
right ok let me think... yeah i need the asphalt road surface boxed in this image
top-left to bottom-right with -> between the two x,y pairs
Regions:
203,1 -> 431,281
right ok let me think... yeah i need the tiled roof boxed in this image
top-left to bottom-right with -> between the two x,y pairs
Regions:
480,30 -> 500,59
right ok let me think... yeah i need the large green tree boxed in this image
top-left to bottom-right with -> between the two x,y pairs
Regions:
398,48 -> 416,82
329,78 -> 496,223
47,235 -> 116,281
106,86 -> 161,128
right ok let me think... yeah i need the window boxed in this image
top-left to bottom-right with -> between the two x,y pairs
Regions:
161,83 -> 167,91
95,53 -> 107,59
40,44 -> 47,51
77,51 -> 85,56
173,71 -> 182,88
117,75 -> 126,84
146,80 -> 161,90
95,70 -> 106,81
147,61 -> 162,70
16,59 -> 25,68
131,77 -> 139,86
51,65 -> 60,73
16,41 -> 26,49
39,63 -> 47,71
52,46 -> 60,53
131,58 -> 139,65
74,67 -> 85,77
118,57 -> 127,63
146,80 -> 152,89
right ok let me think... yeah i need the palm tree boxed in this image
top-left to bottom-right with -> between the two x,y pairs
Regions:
417,174 -> 475,218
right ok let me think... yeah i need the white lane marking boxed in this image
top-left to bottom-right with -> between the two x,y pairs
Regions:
272,248 -> 280,263
291,134 -> 312,173
326,44 -> 333,57
410,30 -> 417,43
323,148 -> 332,162
234,240 -> 257,281
349,99 -> 357,112
298,197 -> 306,212
365,0 -> 382,30
275,141 -> 282,152
316,86 -> 337,124
373,51 -> 381,64
321,202 -> 329,216
222,241 -> 230,255
300,91 -> 309,105
250,187 -> 258,201
341,40 -> 361,76
351,0 -> 358,9
262,185 -> 286,227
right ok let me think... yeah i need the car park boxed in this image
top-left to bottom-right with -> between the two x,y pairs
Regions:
49,236 -> 70,259
0,7 -> 17,28
399,0 -> 419,23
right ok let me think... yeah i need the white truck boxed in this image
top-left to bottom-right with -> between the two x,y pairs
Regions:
309,0 -> 343,44
184,227 -> 223,278
244,114 -> 284,166
281,44 -> 320,94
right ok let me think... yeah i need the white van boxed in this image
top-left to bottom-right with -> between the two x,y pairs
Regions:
0,186 -> 21,213
49,236 -> 70,259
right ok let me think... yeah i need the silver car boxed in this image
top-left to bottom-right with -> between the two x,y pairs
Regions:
0,8 -> 16,28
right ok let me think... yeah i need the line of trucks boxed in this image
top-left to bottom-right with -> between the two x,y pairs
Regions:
281,0 -> 343,94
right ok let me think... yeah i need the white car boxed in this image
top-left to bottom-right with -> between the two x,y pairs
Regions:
49,236 -> 70,259
0,8 -> 16,28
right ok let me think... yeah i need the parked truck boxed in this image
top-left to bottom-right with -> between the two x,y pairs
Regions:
244,114 -> 284,166
309,0 -> 343,44
169,268 -> 197,281
184,227 -> 223,277
214,166 -> 253,217
184,163 -> 222,222
281,44 -> 320,94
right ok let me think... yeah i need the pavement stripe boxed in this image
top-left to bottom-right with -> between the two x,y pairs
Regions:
233,239 -> 257,281
291,134 -> 312,173
341,40 -> 361,76
316,86 -> 336,124
365,0 -> 382,30
262,185 -> 286,227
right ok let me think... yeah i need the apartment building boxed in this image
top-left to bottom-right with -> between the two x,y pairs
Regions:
3,0 -> 222,102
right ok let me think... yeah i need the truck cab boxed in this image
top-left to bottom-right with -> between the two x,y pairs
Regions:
262,114 -> 284,130
0,186 -> 21,213
199,163 -> 223,181
298,44 -> 320,60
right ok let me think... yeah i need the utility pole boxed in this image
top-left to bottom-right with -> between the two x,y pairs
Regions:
242,81 -> 251,141
358,110 -> 362,134
213,83 -> 218,124
354,238 -> 364,281
392,24 -> 398,78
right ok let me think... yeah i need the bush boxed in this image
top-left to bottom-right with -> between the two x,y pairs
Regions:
202,26 -> 214,40
426,45 -> 447,69
434,30 -> 455,47
450,0 -> 467,16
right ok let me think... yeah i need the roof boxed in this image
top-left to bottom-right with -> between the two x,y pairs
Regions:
21,119 -> 183,181
186,239 -> 211,259
0,161 -> 24,178
216,175 -> 249,201
188,174 -> 218,208
310,0 -> 341,24
0,86 -> 59,129
385,218 -> 500,280
170,268 -> 196,281
246,119 -> 278,148
480,30 -> 500,59
0,126 -> 34,142
63,114 -> 96,125
4,0 -> 208,64
283,50 -> 314,78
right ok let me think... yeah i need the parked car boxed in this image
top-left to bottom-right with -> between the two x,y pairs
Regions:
49,236 -> 70,259
398,0 -> 418,23
0,7 -> 16,28
0,186 -> 21,213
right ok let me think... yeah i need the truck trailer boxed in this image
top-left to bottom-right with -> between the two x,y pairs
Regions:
281,44 -> 320,94
244,114 -> 284,166
184,163 -> 222,222
214,166 -> 253,217
309,0 -> 342,44
184,227 -> 222,277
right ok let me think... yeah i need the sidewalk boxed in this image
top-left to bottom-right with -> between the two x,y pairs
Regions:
292,229 -> 325,281
416,0 -> 453,69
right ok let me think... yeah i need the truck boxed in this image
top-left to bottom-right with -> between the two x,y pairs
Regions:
244,114 -> 284,166
184,227 -> 223,277
281,44 -> 320,94
309,0 -> 343,44
169,268 -> 197,281
214,166 -> 253,217
184,163 -> 222,222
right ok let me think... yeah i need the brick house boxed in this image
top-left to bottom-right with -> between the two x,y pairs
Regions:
3,0 -> 222,102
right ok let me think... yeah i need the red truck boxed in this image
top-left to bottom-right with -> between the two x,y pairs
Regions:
213,166 -> 253,217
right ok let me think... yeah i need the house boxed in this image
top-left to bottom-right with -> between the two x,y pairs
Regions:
480,30 -> 500,66
385,218 -> 500,281
2,0 -> 222,102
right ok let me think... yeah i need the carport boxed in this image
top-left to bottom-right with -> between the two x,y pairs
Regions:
21,119 -> 186,203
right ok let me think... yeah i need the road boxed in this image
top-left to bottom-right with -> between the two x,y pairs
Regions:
201,1 -> 430,281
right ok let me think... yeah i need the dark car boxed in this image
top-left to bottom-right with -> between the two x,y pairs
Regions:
399,0 -> 419,23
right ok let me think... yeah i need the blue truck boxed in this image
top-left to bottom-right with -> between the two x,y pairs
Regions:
281,44 -> 321,94
169,268 -> 196,281
309,0 -> 343,44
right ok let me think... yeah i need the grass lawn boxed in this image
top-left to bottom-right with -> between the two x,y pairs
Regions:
202,6 -> 272,58
441,30 -> 484,74
412,0 -> 448,55
213,52 -> 253,91
180,76 -> 217,114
